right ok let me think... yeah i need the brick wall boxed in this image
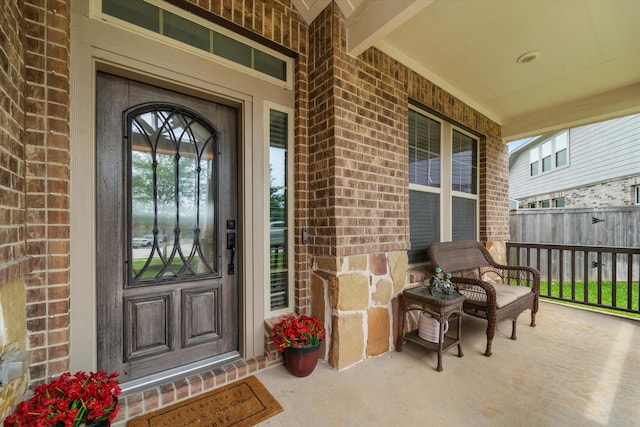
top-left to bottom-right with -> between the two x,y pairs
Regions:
0,0 -> 30,420
307,3 -> 338,257
480,135 -> 510,241
0,1 -> 72,409
308,5 -> 411,260
0,0 -> 27,284
21,0 -> 72,387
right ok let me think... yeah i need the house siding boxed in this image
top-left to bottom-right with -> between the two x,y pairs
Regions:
568,114 -> 640,186
510,113 -> 640,204
1,0 -> 509,422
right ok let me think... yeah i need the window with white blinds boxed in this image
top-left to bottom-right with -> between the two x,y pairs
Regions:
409,106 -> 478,264
409,191 -> 440,263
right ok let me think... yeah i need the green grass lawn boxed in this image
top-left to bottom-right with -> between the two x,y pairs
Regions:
132,257 -> 197,279
270,249 -> 286,271
133,250 -> 287,279
540,280 -> 640,319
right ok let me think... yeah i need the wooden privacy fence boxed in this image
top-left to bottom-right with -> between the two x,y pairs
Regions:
510,206 -> 640,281
509,206 -> 640,250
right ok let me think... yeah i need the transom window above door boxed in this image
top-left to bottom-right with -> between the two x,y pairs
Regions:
98,0 -> 293,87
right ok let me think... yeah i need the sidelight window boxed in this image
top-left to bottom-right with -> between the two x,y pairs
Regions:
268,106 -> 293,314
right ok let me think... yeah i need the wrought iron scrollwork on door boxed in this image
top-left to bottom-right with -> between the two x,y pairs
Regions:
126,103 -> 219,284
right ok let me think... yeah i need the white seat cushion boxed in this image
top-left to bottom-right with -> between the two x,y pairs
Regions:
460,284 -> 532,308
493,284 -> 532,308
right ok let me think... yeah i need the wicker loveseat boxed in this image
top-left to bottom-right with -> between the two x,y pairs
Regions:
428,240 -> 540,357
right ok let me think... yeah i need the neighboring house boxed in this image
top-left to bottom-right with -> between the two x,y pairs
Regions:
509,113 -> 640,209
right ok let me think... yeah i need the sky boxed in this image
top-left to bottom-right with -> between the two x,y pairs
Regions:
508,138 -> 534,153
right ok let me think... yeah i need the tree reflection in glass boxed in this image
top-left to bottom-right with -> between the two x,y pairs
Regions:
128,106 -> 217,283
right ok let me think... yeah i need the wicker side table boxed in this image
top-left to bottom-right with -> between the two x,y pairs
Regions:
397,286 -> 464,371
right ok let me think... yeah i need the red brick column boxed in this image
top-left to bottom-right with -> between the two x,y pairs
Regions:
307,4 -> 410,260
0,1 -> 30,418
0,0 -> 27,280
480,135 -> 510,242
23,0 -> 72,385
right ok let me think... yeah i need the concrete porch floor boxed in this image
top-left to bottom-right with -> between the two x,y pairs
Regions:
257,301 -> 640,427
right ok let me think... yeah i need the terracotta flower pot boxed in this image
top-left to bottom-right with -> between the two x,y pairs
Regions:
283,342 -> 321,377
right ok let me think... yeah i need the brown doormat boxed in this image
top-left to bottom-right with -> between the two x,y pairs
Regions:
127,376 -> 283,427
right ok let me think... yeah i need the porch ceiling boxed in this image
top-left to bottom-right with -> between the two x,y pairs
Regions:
292,0 -> 640,142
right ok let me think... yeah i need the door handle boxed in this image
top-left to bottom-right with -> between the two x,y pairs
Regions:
227,233 -> 236,275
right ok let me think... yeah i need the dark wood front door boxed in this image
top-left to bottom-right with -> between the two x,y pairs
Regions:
95,72 -> 239,380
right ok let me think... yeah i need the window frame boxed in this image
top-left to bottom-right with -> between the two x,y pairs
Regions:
408,105 -> 479,265
635,186 -> 640,205
541,141 -> 552,172
264,102 -> 295,317
530,132 -> 569,177
554,132 -> 568,168
529,149 -> 539,176
94,0 -> 294,89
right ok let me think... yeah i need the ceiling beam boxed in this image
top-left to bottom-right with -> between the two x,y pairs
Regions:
346,0 -> 433,57
290,0 -> 362,25
290,0 -> 332,24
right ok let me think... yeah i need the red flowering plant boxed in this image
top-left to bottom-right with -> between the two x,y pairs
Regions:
272,314 -> 326,353
4,370 -> 121,427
